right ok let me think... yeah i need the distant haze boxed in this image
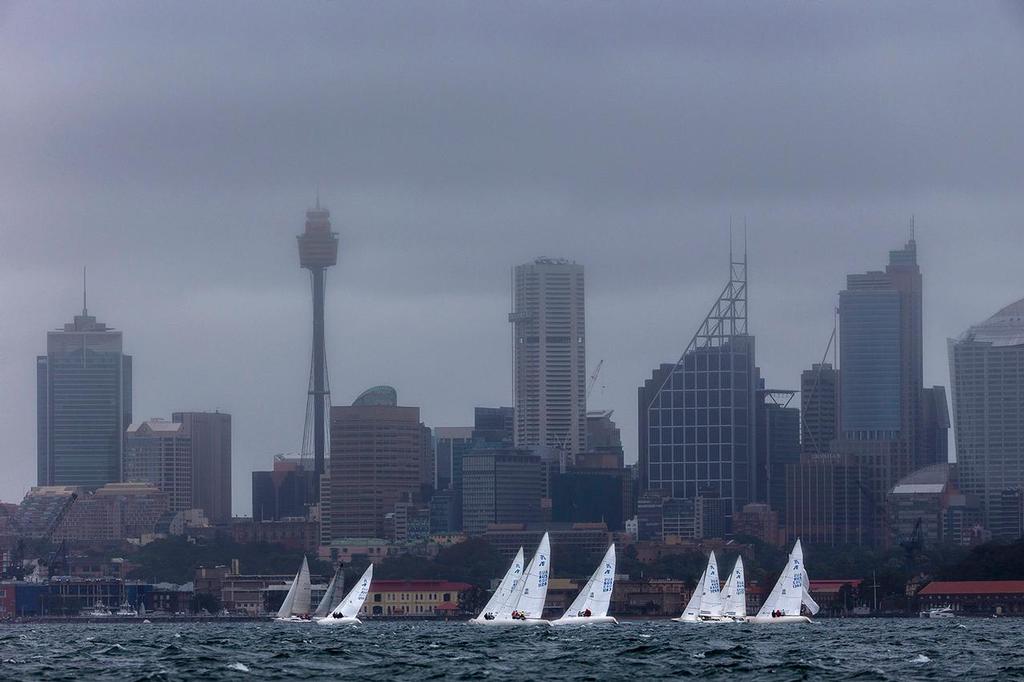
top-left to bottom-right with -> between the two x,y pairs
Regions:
2,2 -> 1022,514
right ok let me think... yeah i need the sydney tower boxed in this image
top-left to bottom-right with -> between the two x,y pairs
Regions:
297,196 -> 338,501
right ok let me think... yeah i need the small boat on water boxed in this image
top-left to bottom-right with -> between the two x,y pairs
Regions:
920,606 -> 955,618
473,533 -> 551,626
551,544 -> 617,626
313,566 -> 345,618
316,564 -> 373,625
748,539 -> 819,624
275,556 -> 312,622
673,552 -> 733,623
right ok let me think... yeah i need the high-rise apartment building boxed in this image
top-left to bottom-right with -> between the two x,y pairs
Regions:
833,238 -> 948,544
37,296 -> 132,488
948,298 -> 1024,534
124,419 -> 192,513
172,411 -> 231,525
800,363 -> 839,455
509,258 -> 586,457
325,386 -> 427,540
638,251 -> 757,530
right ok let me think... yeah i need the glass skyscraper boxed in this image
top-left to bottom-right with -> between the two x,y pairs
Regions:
638,253 -> 756,530
949,298 -> 1024,535
37,302 -> 132,488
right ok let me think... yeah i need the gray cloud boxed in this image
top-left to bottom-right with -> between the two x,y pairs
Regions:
1,1 -> 1022,511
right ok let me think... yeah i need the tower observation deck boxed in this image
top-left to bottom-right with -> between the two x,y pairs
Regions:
297,198 -> 339,503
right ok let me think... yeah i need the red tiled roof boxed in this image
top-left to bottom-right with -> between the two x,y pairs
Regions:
369,580 -> 473,592
919,580 -> 1024,596
809,579 -> 862,593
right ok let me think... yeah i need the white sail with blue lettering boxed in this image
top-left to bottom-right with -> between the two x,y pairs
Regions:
721,556 -> 746,620
510,532 -> 551,620
552,544 -> 617,625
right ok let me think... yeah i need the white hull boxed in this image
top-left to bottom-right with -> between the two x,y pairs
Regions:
550,616 -> 617,626
316,616 -> 361,626
471,617 -> 551,626
747,615 -> 811,624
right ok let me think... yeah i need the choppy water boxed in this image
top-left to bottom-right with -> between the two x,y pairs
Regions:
0,619 -> 1020,680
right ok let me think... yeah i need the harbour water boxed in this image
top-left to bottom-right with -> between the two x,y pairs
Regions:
0,619 -> 1019,680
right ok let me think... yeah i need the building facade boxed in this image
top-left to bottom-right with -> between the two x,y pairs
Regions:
509,258 -> 586,457
638,253 -> 756,531
326,387 -> 427,540
37,302 -> 132,488
172,411 -> 231,525
124,419 -> 192,513
948,298 -> 1024,534
461,448 -> 543,535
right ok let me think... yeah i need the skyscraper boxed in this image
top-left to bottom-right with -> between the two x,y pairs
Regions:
124,418 -> 192,513
325,386 -> 427,540
638,249 -> 756,531
173,411 -> 232,525
800,363 -> 839,455
948,298 -> 1024,534
37,290 -> 132,488
833,237 -> 948,544
509,258 -> 586,457
297,197 -> 339,502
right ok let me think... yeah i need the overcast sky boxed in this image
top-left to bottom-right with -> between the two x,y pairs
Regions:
2,1 -> 1022,514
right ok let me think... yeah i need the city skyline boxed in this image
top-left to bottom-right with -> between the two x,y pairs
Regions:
3,2 -> 1024,514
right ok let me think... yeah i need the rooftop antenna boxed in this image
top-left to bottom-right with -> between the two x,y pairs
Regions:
82,266 -> 88,316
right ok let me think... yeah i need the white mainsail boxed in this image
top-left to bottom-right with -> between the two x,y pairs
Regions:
329,564 -> 374,619
508,532 -> 551,619
313,567 -> 344,618
478,547 -> 525,619
722,556 -> 746,619
755,539 -> 806,619
679,569 -> 706,620
276,556 -> 311,619
698,552 -> 723,618
563,544 -> 616,619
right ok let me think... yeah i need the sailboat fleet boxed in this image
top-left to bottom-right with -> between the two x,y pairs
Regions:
674,539 -> 818,624
271,537 -> 816,627
473,533 -> 618,626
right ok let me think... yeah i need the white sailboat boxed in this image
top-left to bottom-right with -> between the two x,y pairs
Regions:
551,544 -> 617,626
673,569 -> 705,622
721,556 -> 746,621
316,563 -> 373,625
673,552 -> 732,623
476,533 -> 552,626
472,547 -> 525,624
313,566 -> 344,618
749,539 -> 819,624
275,556 -> 312,622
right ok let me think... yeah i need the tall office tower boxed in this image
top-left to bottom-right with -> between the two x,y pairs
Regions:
800,363 -> 839,455
757,386 -> 800,524
461,448 -> 543,535
325,386 -> 426,540
172,411 -> 232,525
638,249 -> 757,531
37,289 -> 132,488
509,258 -> 586,458
434,427 -> 473,492
949,299 -> 1024,535
297,197 -> 339,502
833,238 -> 947,543
124,419 -> 192,513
